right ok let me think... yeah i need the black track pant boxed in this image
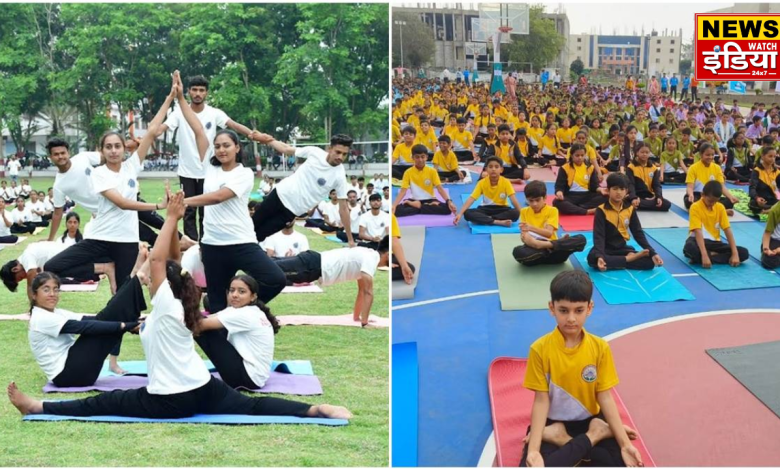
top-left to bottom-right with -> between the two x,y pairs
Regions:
251,189 -> 299,242
749,195 -> 778,214
726,166 -> 751,183
11,223 -> 36,234
43,376 -> 311,419
663,172 -> 686,184
683,237 -> 749,265
0,235 -> 18,244
180,176 -> 205,241
306,219 -> 340,233
513,235 -> 586,266
553,192 -> 608,215
336,230 -> 359,244
455,150 -> 474,162
201,243 -> 286,313
395,199 -> 451,217
391,255 -> 416,281
463,205 -> 519,225
587,245 -> 655,270
683,192 -> 734,210
195,329 -> 258,390
392,165 -> 410,180
519,415 -> 625,467
274,251 -> 322,285
761,238 -> 780,270
438,170 -> 462,182
52,277 -> 146,387
636,197 -> 672,212
44,239 -> 138,289
671,85 -> 678,100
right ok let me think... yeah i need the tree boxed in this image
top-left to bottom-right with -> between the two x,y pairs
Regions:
504,6 -> 565,72
570,58 -> 584,77
679,59 -> 692,76
392,12 -> 435,69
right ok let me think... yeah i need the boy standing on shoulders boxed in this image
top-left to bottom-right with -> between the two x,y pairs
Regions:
522,270 -> 643,467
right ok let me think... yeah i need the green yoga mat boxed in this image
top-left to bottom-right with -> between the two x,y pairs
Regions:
731,188 -> 768,222
491,234 -> 573,311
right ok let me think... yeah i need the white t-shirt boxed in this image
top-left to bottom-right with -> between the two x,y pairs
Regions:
28,306 -> 84,381
6,160 -> 21,176
320,247 -> 380,286
216,306 -> 275,388
11,207 -> 32,224
321,201 -> 341,226
89,153 -> 141,243
29,201 -> 45,223
310,201 -> 326,220
11,186 -> 21,197
60,234 -> 78,248
0,187 -> 14,200
164,105 -> 230,179
276,147 -> 348,215
347,204 -> 362,230
381,197 -> 391,213
0,211 -> 12,237
180,245 -> 207,288
140,281 -> 211,395
19,241 -> 67,271
265,230 -> 309,257
359,210 -> 390,239
52,152 -> 102,212
20,184 -> 32,197
201,163 -> 256,245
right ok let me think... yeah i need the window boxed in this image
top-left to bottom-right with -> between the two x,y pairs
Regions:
577,38 -> 582,42
656,48 -> 661,53
670,59 -> 674,64
656,58 -> 660,63
670,48 -> 674,53
577,46 -> 581,51
577,56 -> 581,60
657,39 -> 661,44
671,39 -> 675,44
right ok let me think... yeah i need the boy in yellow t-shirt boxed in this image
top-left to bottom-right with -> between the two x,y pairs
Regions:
453,157 -> 521,227
521,270 -> 643,467
450,117 -> 477,162
683,180 -> 749,268
393,145 -> 457,217
392,126 -> 417,180
414,118 -> 438,158
684,142 -> 738,212
432,135 -> 468,183
512,181 -> 586,266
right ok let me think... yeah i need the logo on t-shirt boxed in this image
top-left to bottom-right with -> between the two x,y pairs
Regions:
424,179 -> 431,186
380,222 -> 385,227
499,192 -> 506,199
128,179 -> 136,188
85,168 -> 91,176
649,171 -> 654,178
623,218 -> 630,227
317,178 -> 327,186
206,122 -> 213,130
293,242 -> 299,248
715,222 -> 720,230
709,175 -> 715,181
581,365 -> 597,383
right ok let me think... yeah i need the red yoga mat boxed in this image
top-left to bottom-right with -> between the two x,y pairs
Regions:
545,196 -> 594,232
487,357 -> 655,467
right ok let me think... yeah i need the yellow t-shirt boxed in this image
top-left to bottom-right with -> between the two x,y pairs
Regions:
689,199 -> 730,241
524,327 -> 619,420
391,214 -> 401,238
450,130 -> 473,151
557,127 -> 576,145
520,205 -> 559,240
686,161 -> 725,193
566,145 -> 598,163
401,165 -> 441,200
406,114 -> 421,130
539,135 -> 560,156
469,176 -> 515,207
391,122 -> 401,145
562,163 -> 594,192
627,163 -> 658,196
392,143 -> 414,165
415,129 -> 438,153
432,150 -> 459,172
443,124 -> 459,138
527,127 -> 545,145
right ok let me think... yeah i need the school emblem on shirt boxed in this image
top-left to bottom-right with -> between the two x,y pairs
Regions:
128,179 -> 136,188
499,192 -> 506,199
85,168 -> 91,176
317,178 -> 327,186
380,222 -> 385,227
293,242 -> 299,248
581,365 -> 598,383
709,175 -> 716,181
624,218 -> 630,227
206,122 -> 213,130
715,222 -> 720,230
649,172 -> 654,178
424,179 -> 431,186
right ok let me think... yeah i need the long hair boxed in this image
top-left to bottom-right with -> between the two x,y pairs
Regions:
29,272 -> 61,313
166,260 -> 202,334
62,212 -> 83,244
229,274 -> 281,334
98,131 -> 126,165
210,130 -> 243,167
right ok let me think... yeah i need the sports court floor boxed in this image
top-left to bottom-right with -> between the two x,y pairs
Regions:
392,172 -> 780,467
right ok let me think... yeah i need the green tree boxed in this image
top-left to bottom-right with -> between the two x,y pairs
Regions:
570,58 -> 584,77
392,12 -> 435,69
504,5 -> 565,73
679,59 -> 692,76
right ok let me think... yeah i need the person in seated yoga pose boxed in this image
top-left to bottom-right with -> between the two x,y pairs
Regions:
748,146 -> 780,215
7,191 -> 352,421
393,145 -> 457,217
453,157 -> 521,227
626,142 -> 672,212
552,143 -> 607,215
684,142 -> 738,214
760,202 -> 780,270
479,124 -> 530,184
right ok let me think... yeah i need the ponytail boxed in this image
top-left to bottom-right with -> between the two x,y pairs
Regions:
166,260 -> 202,334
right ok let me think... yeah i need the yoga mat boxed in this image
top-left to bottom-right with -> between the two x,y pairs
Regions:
281,284 -> 324,294
45,372 -> 323,395
664,188 -> 688,212
645,227 -> 780,290
392,342 -> 418,467
0,236 -> 26,246
60,283 -> 100,292
491,234 -> 573,311
33,227 -> 47,235
571,232 -> 695,305
24,414 -> 347,426
544,196 -> 594,232
706,340 -> 780,420
731,188 -> 768,222
468,221 -> 519,234
728,221 -> 772,260
98,360 -> 314,377
488,357 -> 655,468
325,235 -> 344,243
636,210 -> 689,229
395,214 -> 452,228
392,226 -> 424,300
528,166 -> 558,182
277,314 -> 389,328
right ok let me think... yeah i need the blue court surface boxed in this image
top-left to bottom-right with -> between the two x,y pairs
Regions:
392,179 -> 780,467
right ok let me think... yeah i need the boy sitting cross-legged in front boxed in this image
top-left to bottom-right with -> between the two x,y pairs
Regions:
512,181 -> 586,266
453,157 -> 521,227
521,270 -> 644,468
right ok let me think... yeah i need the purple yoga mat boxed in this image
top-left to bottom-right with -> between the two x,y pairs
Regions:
42,372 -> 323,395
396,214 -> 453,227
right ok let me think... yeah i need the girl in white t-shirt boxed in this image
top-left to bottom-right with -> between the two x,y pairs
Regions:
0,199 -> 18,244
59,212 -> 83,248
6,192 -> 352,421
174,73 -> 286,314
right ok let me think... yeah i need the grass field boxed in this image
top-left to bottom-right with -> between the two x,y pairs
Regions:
0,177 -> 389,467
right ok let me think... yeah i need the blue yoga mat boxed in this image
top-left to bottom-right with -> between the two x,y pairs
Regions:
24,414 -> 347,426
645,227 -> 780,291
99,360 -> 314,378
572,232 -> 695,305
728,221 -> 770,260
392,342 -> 418,467
325,235 -> 344,244
467,221 -> 520,234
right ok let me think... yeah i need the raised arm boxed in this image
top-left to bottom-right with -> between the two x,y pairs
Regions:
174,71 -> 210,161
137,85 -> 177,163
150,190 -> 185,298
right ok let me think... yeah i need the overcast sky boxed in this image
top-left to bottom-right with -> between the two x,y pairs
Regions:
557,3 -> 733,42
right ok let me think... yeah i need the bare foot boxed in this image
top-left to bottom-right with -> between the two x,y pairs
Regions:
7,382 -> 43,415
314,404 -> 353,420
108,355 -> 126,375
625,249 -> 650,263
542,422 -> 572,447
131,243 -> 149,277
179,235 -> 197,252
493,219 -> 512,227
135,258 -> 151,286
585,417 -> 613,446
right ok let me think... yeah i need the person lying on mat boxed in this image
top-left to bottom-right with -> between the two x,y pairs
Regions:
588,173 -> 664,271
478,125 -> 530,185
273,237 -> 390,327
6,192 -> 352,421
453,157 -> 521,227
683,181 -> 749,268
761,202 -> 780,270
684,142 -> 738,215
393,145 -> 457,218
748,146 -> 780,215
390,214 -> 415,284
432,135 -> 469,183
626,142 -> 672,212
512,181 -> 586,266
521,270 -> 643,468
1,241 -> 116,300
553,143 -> 607,216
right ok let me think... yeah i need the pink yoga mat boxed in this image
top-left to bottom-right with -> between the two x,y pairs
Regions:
281,284 -> 323,294
545,195 -> 594,232
528,166 -> 558,182
42,372 -> 323,396
277,314 -> 389,328
60,283 -> 100,292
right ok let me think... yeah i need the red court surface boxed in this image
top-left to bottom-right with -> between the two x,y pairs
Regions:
610,312 -> 780,467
